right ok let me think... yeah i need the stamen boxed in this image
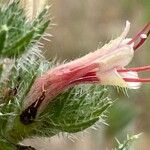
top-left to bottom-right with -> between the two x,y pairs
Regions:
128,22 -> 150,45
133,30 -> 150,50
123,77 -> 150,83
141,34 -> 147,39
118,66 -> 150,72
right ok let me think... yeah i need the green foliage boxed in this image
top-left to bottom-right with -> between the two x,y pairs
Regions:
37,85 -> 111,135
0,54 -> 111,143
0,0 -> 49,58
0,1 -> 112,149
113,134 -> 141,150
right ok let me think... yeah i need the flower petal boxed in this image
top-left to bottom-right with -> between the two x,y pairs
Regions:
97,69 -> 128,87
97,45 -> 134,72
56,21 -> 132,72
119,71 -> 141,89
101,21 -> 131,51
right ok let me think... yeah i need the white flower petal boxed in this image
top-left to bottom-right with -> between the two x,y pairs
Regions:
100,21 -> 131,52
97,45 -> 134,72
59,21 -> 132,71
119,71 -> 141,89
97,69 -> 128,87
97,69 -> 141,89
122,38 -> 132,45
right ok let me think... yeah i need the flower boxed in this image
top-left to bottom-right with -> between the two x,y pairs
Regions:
70,21 -> 150,89
21,21 -> 150,124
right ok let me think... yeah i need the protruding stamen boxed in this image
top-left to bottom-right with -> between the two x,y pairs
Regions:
133,31 -> 150,50
123,77 -> 150,83
118,66 -> 150,72
128,22 -> 150,45
141,33 -> 147,39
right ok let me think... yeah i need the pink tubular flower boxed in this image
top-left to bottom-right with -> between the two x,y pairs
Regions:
21,21 -> 150,124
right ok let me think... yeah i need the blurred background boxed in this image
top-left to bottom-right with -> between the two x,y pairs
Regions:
22,0 -> 150,149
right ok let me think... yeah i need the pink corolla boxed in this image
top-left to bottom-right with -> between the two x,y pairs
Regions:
20,21 -> 150,124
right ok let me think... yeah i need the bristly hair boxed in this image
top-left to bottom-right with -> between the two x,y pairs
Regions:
113,86 -> 129,97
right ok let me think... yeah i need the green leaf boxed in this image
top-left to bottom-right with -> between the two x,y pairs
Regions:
2,30 -> 35,57
0,25 -> 8,52
38,85 -> 112,134
0,0 -> 51,58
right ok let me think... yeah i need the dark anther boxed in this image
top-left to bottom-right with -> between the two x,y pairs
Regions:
20,91 -> 46,125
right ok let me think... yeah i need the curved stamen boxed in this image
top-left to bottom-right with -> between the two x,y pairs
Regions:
123,77 -> 150,83
128,22 -> 150,45
118,66 -> 150,72
133,33 -> 149,50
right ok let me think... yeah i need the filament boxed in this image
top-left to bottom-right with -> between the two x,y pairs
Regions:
123,78 -> 150,82
118,66 -> 150,72
128,22 -> 150,45
133,32 -> 149,50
